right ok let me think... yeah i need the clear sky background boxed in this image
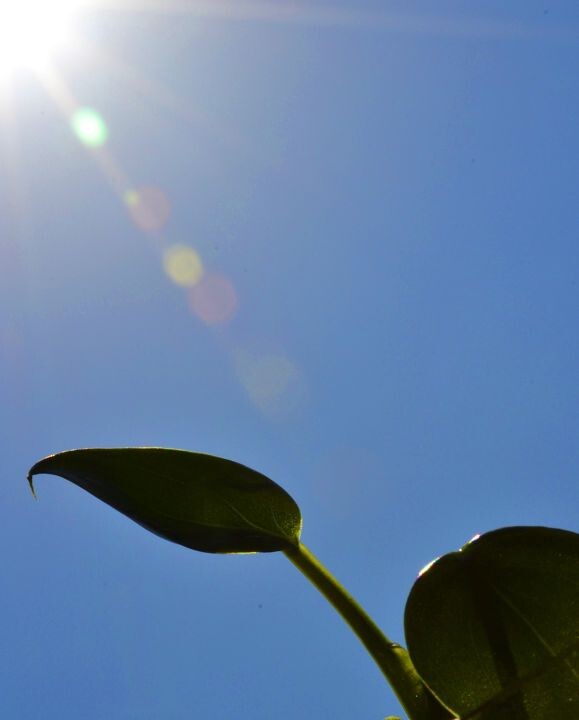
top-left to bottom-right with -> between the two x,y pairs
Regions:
2,2 -> 579,718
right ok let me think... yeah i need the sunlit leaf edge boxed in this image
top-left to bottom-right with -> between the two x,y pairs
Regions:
28,447 -> 303,554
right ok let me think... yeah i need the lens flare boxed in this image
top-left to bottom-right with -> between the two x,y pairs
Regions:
71,107 -> 108,147
125,186 -> 171,233
163,245 -> 203,287
189,273 -> 238,325
233,350 -> 307,419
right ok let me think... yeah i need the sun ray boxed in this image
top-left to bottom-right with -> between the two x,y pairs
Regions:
95,0 -> 530,39
0,80 -> 29,230
71,38 -> 247,152
38,63 -> 133,198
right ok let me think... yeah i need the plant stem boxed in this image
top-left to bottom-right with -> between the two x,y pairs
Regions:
284,543 -> 452,720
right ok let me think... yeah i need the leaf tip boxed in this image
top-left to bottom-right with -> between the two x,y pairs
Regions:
27,470 -> 38,500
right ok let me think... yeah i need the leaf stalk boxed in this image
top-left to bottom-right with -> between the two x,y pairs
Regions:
284,543 -> 452,720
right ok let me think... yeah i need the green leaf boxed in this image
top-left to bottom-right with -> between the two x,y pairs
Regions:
404,526 -> 579,720
28,448 -> 302,554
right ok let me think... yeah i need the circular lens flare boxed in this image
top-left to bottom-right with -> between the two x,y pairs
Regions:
0,0 -> 77,77
164,245 -> 203,287
71,107 -> 108,147
189,274 -> 238,325
125,187 -> 171,233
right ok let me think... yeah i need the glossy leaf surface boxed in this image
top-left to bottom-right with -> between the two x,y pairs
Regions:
404,526 -> 579,719
28,448 -> 302,553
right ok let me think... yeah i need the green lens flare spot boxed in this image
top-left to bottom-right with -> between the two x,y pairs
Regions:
124,190 -> 139,206
71,107 -> 108,147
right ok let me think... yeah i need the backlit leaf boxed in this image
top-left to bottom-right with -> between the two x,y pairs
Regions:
404,526 -> 579,719
28,448 -> 302,553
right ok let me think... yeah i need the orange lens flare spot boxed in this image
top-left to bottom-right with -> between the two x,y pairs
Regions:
163,245 -> 203,287
189,273 -> 238,325
125,186 -> 171,233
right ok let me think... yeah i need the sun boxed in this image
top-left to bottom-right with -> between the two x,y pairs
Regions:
0,0 -> 80,77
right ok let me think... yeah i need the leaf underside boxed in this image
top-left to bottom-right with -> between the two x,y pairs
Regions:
404,526 -> 579,720
28,448 -> 302,554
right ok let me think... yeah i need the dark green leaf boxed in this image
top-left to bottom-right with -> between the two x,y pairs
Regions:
28,448 -> 302,553
404,526 -> 579,720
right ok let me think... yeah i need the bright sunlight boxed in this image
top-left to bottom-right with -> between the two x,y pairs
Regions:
0,0 -> 80,77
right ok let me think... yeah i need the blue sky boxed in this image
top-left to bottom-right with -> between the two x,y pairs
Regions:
2,2 -> 579,718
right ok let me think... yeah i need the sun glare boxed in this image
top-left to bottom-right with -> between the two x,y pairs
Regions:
0,0 -> 79,77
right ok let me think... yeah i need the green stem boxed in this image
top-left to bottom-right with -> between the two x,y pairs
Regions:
284,543 -> 452,720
